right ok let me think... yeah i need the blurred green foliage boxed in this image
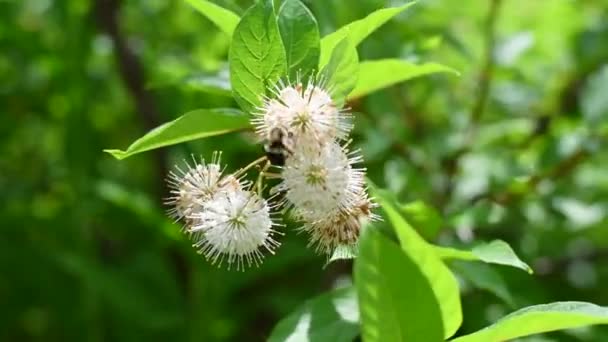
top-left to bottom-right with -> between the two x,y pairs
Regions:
1,0 -> 608,341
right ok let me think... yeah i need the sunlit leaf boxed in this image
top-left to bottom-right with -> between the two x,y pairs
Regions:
355,228 -> 444,342
104,109 -> 250,159
229,0 -> 287,113
348,59 -> 458,99
278,0 -> 320,80
436,240 -> 533,274
268,286 -> 359,342
319,3 -> 416,68
320,37 -> 358,105
184,0 -> 240,36
374,191 -> 462,339
451,302 -> 608,342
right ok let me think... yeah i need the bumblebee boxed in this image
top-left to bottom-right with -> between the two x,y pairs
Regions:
264,127 -> 294,166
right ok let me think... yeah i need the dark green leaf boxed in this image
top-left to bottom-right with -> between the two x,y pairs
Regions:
451,302 -> 608,342
268,286 -> 359,342
278,0 -> 320,80
104,108 -> 250,159
452,261 -> 515,307
229,0 -> 287,113
355,228 -> 444,342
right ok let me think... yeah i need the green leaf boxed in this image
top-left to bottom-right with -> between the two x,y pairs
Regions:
268,286 -> 359,342
399,200 -> 443,240
436,240 -> 533,274
374,191 -> 462,339
278,0 -> 320,80
452,261 -> 515,307
451,302 -> 608,342
348,59 -> 458,99
320,37 -> 359,105
355,228 -> 444,342
325,244 -> 358,267
184,0 -> 240,36
104,108 -> 250,160
319,3 -> 416,68
229,0 -> 287,113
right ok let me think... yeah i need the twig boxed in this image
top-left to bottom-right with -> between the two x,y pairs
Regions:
94,0 -> 168,199
469,148 -> 590,205
469,0 -> 502,126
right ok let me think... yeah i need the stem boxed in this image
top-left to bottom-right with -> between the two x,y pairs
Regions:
256,161 -> 272,195
231,155 -> 268,180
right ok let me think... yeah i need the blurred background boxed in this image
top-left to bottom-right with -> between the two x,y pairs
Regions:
1,0 -> 608,341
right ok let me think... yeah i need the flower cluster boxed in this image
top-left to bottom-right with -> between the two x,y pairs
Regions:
167,80 -> 376,270
254,80 -> 376,254
166,153 -> 280,270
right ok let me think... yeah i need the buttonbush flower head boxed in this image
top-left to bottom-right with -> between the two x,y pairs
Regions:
166,154 -> 280,270
303,191 -> 378,254
278,139 -> 366,222
189,183 -> 280,270
165,153 -> 225,225
252,80 -> 352,145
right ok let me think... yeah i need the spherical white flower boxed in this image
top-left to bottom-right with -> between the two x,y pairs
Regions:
303,191 -> 378,254
165,154 -> 226,224
252,81 -> 352,145
166,154 -> 281,270
189,186 -> 280,270
278,139 -> 365,222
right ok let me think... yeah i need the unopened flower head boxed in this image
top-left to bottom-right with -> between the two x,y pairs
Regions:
278,139 -> 365,222
189,184 -> 280,270
165,153 -> 227,225
303,191 -> 378,254
252,80 -> 352,145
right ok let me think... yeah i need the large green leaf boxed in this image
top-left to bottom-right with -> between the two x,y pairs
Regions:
436,240 -> 533,273
319,3 -> 416,68
229,0 -> 287,113
278,0 -> 320,80
268,286 -> 359,342
355,228 -> 444,342
348,59 -> 458,99
451,302 -> 608,342
105,109 -> 250,160
320,37 -> 359,105
374,189 -> 462,339
184,0 -> 240,36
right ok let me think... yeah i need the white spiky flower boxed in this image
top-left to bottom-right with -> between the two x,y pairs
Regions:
303,191 -> 378,254
252,80 -> 352,144
165,153 -> 226,225
189,184 -> 280,270
278,138 -> 365,222
166,155 -> 280,270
